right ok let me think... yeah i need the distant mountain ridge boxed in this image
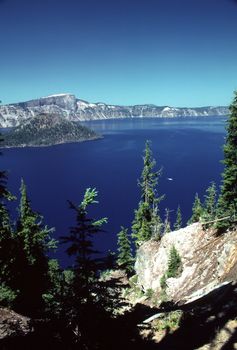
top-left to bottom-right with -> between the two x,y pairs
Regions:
0,93 -> 228,128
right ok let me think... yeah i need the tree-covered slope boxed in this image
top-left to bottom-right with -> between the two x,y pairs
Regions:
1,113 -> 100,148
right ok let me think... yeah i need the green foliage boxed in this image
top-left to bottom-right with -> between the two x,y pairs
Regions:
160,246 -> 182,301
61,188 -> 107,306
0,203 -> 15,290
150,211 -> 163,240
217,91 -> 237,231
145,288 -> 154,299
0,283 -> 18,307
174,206 -> 182,230
43,259 -> 75,317
202,182 -> 217,225
132,201 -> 153,245
139,140 -> 159,206
116,226 -> 134,273
0,179 -> 55,316
160,274 -> 168,301
0,137 -> 19,309
188,193 -> 203,224
160,274 -> 168,291
167,245 -> 182,279
132,141 -> 164,246
153,310 -> 183,332
17,179 -> 57,263
164,208 -> 171,233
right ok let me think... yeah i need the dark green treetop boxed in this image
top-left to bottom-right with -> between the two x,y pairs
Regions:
188,193 -> 203,224
61,188 -> 107,304
167,245 -> 182,279
174,205 -> 182,231
17,179 -> 56,264
132,141 -> 164,246
202,182 -> 217,224
139,140 -> 160,206
164,208 -> 171,233
15,179 -> 56,315
117,226 -> 134,274
217,91 -> 237,230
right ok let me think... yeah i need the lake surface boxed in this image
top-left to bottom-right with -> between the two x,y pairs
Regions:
1,117 -> 227,265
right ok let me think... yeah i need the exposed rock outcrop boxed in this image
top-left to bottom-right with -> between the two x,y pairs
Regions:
135,223 -> 237,302
0,93 -> 228,127
0,308 -> 32,339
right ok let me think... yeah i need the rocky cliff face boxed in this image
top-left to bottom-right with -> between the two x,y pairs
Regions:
0,93 -> 228,127
135,223 -> 237,302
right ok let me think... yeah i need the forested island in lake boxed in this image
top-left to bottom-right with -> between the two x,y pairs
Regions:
1,113 -> 100,148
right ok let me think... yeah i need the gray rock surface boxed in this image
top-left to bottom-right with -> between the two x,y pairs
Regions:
0,308 -> 32,339
135,223 -> 237,302
0,93 -> 228,127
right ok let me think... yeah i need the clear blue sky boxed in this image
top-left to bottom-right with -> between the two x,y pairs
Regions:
0,0 -> 237,106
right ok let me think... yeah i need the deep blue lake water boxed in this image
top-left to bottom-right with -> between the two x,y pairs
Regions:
1,117 -> 227,266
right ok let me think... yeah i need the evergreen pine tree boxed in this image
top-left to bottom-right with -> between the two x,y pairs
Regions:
61,188 -> 108,344
150,207 -> 163,240
0,201 -> 17,307
116,226 -> 133,273
139,140 -> 159,206
164,208 -> 171,233
202,182 -> 217,223
61,188 -> 107,305
15,179 -> 55,315
167,245 -> 182,278
0,134 -> 18,307
174,206 -> 182,230
188,193 -> 203,224
132,141 -> 163,246
217,91 -> 237,231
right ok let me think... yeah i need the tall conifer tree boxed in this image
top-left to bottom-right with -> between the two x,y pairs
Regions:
174,206 -> 182,230
132,141 -> 163,246
15,179 -> 55,315
164,208 -> 171,233
117,226 -> 133,273
203,182 -> 217,223
217,91 -> 237,230
61,188 -> 107,304
61,188 -> 108,345
0,133 -> 17,306
188,193 -> 203,224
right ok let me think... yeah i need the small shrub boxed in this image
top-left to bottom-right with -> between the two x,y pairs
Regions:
153,310 -> 183,333
160,274 -> 167,290
0,284 -> 18,307
167,245 -> 182,279
145,288 -> 154,299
